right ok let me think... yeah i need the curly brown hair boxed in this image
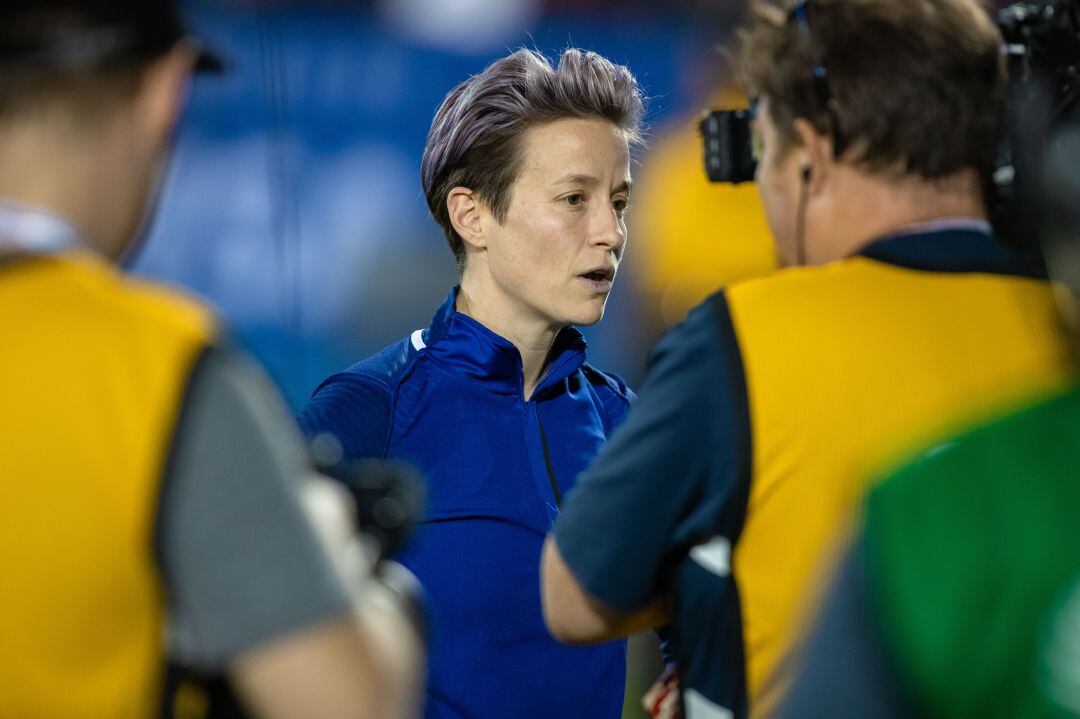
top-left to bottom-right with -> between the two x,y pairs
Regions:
736,0 -> 1005,182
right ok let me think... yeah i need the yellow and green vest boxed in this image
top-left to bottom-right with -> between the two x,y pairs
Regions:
724,230 -> 1075,716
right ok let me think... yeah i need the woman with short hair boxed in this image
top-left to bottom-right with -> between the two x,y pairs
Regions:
298,47 -> 645,719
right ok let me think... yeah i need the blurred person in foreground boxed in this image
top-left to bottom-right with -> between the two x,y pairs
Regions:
541,0 -> 1078,717
298,48 -> 642,718
0,2 -> 421,717
781,386 -> 1080,719
782,136 -> 1080,719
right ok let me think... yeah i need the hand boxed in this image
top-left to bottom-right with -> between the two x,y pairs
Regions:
642,665 -> 680,719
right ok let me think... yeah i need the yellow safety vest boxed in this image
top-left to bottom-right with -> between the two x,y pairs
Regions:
0,251 -> 217,718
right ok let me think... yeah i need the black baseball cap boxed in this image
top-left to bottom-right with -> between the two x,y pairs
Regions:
0,0 -> 224,73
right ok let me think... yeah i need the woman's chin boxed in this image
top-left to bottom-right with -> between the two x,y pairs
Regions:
564,301 -> 607,328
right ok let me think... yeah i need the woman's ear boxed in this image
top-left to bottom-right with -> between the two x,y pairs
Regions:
447,187 -> 486,251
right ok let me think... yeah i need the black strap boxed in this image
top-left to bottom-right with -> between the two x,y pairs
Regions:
160,662 -> 249,719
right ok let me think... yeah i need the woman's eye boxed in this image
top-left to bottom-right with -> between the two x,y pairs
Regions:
613,198 -> 629,215
564,193 -> 585,207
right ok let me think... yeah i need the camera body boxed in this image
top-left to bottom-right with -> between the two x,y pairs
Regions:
700,108 -> 758,184
993,0 -> 1080,250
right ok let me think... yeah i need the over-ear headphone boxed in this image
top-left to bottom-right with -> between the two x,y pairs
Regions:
801,165 -> 812,183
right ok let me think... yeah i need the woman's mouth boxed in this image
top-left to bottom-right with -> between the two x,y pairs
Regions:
578,267 -> 615,292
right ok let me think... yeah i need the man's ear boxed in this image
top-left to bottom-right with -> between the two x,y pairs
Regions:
132,41 -> 198,147
447,187 -> 487,251
791,118 -> 834,193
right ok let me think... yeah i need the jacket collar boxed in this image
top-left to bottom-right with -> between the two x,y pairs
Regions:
856,219 -> 1047,279
420,287 -> 588,397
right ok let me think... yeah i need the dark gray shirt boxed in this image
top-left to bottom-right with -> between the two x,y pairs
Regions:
159,347 -> 352,669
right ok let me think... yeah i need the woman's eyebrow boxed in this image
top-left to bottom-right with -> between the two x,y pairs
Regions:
552,173 -> 600,187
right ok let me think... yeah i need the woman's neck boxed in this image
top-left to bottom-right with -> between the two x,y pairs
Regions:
456,276 -> 561,400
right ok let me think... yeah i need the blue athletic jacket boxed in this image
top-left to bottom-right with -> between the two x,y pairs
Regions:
297,288 -> 632,719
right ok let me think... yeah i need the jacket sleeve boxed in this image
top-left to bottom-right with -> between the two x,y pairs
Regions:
296,372 -> 394,461
553,293 -> 751,612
